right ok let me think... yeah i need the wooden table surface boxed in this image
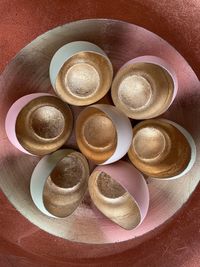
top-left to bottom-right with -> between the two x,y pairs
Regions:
0,1 -> 200,266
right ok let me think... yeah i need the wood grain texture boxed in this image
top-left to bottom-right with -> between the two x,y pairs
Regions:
1,1 -> 200,266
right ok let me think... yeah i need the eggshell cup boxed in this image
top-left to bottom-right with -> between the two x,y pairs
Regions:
88,160 -> 149,230
76,104 -> 133,165
5,93 -> 73,156
49,41 -> 113,106
30,149 -> 89,218
111,55 -> 178,120
128,119 -> 196,180
5,93 -> 50,155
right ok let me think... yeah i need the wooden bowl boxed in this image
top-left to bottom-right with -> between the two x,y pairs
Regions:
1,16 -> 200,265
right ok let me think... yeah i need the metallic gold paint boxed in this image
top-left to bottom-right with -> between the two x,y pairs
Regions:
16,96 -> 73,155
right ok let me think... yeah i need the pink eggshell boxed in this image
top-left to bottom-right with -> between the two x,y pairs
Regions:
94,160 -> 149,225
5,93 -> 51,155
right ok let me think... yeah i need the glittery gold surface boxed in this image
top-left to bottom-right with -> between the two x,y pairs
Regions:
111,62 -> 174,119
97,171 -> 126,198
65,63 -> 100,97
76,107 -> 117,164
118,75 -> 152,109
2,15 -> 200,248
43,151 -> 89,218
55,51 -> 113,106
88,170 -> 141,230
16,96 -> 73,155
128,120 -> 191,178
31,106 -> 65,139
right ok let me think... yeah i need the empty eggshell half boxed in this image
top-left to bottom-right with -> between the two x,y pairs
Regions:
76,104 -> 133,165
111,56 -> 178,119
30,149 -> 89,218
88,160 -> 149,230
128,119 -> 196,179
5,93 -> 73,155
5,93 -> 50,154
49,41 -> 113,106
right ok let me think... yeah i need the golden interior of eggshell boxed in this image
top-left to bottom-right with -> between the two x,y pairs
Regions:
43,151 -> 89,218
76,107 -> 117,164
15,95 -> 73,155
55,51 -> 113,106
128,120 -> 191,178
88,170 -> 141,230
111,62 -> 174,119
